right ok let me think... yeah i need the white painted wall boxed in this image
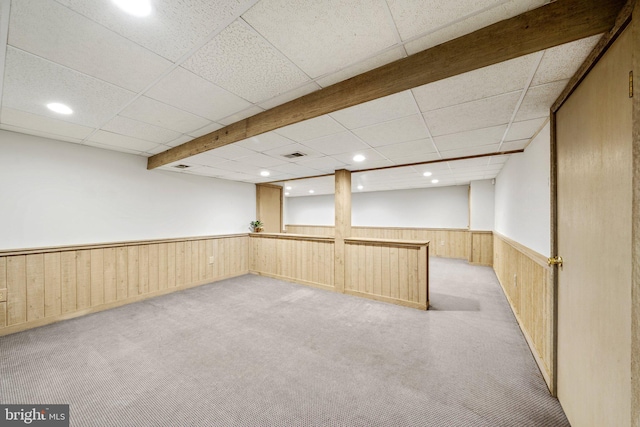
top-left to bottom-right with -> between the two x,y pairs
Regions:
470,179 -> 495,231
494,122 -> 551,256
352,186 -> 469,228
0,130 -> 256,250
285,194 -> 334,225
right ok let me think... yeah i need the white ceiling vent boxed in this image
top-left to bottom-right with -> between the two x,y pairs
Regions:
173,164 -> 190,169
282,152 -> 306,159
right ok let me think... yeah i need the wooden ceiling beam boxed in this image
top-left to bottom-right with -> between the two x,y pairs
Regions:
147,0 -> 625,170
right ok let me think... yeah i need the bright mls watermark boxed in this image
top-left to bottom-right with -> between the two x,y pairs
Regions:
1,405 -> 68,426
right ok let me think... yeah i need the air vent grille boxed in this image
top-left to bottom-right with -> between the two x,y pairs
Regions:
283,152 -> 306,159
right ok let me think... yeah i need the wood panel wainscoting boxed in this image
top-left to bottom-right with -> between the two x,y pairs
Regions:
0,234 -> 249,337
344,238 -> 429,310
249,233 -> 429,310
285,225 -> 492,266
249,233 -> 335,291
493,232 -> 553,390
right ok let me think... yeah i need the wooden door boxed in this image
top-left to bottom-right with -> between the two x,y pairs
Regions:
555,28 -> 632,426
256,184 -> 283,233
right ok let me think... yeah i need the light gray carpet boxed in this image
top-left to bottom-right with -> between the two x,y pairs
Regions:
0,258 -> 569,426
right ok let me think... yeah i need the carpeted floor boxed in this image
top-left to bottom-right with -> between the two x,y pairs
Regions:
0,258 -> 569,426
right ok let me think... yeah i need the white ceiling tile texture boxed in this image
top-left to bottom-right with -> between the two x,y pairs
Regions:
9,1 -> 172,93
242,0 -> 398,78
182,20 -> 310,103
0,1 -> 599,194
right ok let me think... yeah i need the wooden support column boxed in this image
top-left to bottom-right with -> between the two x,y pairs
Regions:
334,169 -> 351,293
631,1 -> 640,425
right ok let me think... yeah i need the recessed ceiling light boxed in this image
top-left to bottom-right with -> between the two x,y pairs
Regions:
309,190 -> 315,194
285,192 -> 290,196
112,0 -> 152,16
357,185 -> 364,190
423,171 -> 432,177
353,154 -> 366,162
260,170 -> 270,177
286,186 -> 292,190
431,179 -> 439,184
46,103 -> 73,115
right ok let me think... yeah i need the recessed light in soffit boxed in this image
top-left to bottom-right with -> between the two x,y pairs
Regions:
46,103 -> 73,115
112,0 -> 152,17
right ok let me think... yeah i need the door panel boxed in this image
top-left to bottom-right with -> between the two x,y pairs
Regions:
556,28 -> 632,426
256,184 -> 283,233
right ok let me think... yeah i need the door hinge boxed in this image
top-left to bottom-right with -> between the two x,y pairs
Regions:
630,71 -> 633,98
547,256 -> 563,267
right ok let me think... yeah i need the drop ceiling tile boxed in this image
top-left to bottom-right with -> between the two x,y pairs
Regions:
532,35 -> 602,86
146,67 -> 252,122
352,114 -> 428,147
182,152 -> 230,167
296,156 -> 347,173
182,21 -> 310,104
375,138 -> 436,160
316,47 -> 406,88
3,47 -> 136,128
301,132 -> 370,156
236,153 -> 288,168
219,172 -> 260,182
56,0 -> 252,61
83,140 -> 144,156
332,149 -> 393,170
270,163 -> 324,177
433,125 -> 507,152
0,124 -> 84,145
449,157 -> 494,169
218,105 -> 265,126
424,92 -> 521,137
258,82 -> 322,110
88,130 -> 158,152
208,144 -> 256,160
276,116 -> 346,142
505,118 -> 547,141
166,135 -> 194,147
262,143 -> 324,161
390,152 -> 442,166
236,132 -> 294,152
330,91 -> 419,130
102,116 -> 182,144
438,143 -> 501,159
388,0 -> 505,41
120,96 -> 210,134
404,0 -> 546,54
9,0 -> 171,93
243,0 -> 397,78
188,122 -> 224,138
500,139 -> 530,151
1,107 -> 94,139
144,144 -> 173,156
412,55 -> 536,112
514,80 -> 568,122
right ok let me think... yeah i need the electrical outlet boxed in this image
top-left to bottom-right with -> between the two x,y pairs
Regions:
209,256 -> 215,264
514,274 -> 517,287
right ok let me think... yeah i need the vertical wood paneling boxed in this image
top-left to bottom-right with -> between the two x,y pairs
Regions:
90,249 -> 104,307
61,251 -> 76,314
44,252 -> 61,317
167,242 -> 176,288
139,245 -> 149,294
116,247 -> 127,300
76,250 -> 91,310
26,254 -> 45,321
175,242 -> 184,287
149,244 -> 159,293
127,247 -> 139,296
103,248 -> 116,303
1,235 -> 249,336
158,243 -> 168,290
390,247 -> 399,299
7,256 -> 27,325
